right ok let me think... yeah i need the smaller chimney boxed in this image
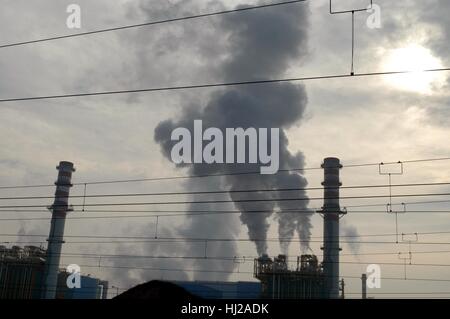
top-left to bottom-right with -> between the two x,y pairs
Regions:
340,278 -> 345,299
361,273 -> 367,299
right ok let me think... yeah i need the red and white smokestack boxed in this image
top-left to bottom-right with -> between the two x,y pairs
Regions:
42,161 -> 75,299
320,157 -> 345,299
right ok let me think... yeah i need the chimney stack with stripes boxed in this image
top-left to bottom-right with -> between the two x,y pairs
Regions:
42,161 -> 75,299
319,157 -> 346,299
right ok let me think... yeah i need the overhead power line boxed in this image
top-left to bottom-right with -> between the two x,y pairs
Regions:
37,249 -> 450,261
1,203 -> 450,224
1,191 -> 450,209
1,197 -> 450,216
1,157 -> 449,190
74,157 -> 450,184
1,68 -> 449,103
1,181 -> 449,201
3,230 -> 450,245
1,209 -> 450,222
0,0 -> 307,49
345,199 -> 450,208
4,239 -> 450,245
5,230 -> 450,240
1,260 -> 449,271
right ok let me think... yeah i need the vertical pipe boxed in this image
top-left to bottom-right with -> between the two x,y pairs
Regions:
321,157 -> 343,299
42,161 -> 75,299
362,274 -> 367,299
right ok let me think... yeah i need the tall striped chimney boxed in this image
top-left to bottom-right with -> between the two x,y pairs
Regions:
319,157 -> 345,299
42,161 -> 75,299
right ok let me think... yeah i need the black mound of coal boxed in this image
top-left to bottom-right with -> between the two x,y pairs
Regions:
113,280 -> 201,300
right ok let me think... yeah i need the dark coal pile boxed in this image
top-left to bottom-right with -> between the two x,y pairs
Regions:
114,280 -> 201,300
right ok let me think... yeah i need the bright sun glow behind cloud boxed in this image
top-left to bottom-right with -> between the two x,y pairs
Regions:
382,45 -> 447,94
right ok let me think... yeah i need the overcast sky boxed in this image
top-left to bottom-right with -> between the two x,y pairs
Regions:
1,0 -> 450,298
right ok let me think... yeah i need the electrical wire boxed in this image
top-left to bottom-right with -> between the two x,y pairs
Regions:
2,260 -> 450,271
0,0 -> 308,49
1,181 -> 450,201
345,199 -> 450,208
2,191 -> 450,209
3,230 -> 450,240
4,240 -> 450,245
1,69 -> 449,104
2,209 -> 450,222
3,237 -> 450,245
1,157 -> 449,190
22,249 -> 450,261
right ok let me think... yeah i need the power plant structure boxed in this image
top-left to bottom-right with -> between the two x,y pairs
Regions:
254,157 -> 346,299
0,161 -> 107,299
42,161 -> 76,299
2,157 -> 359,299
0,245 -> 108,299
254,254 -> 325,299
319,157 -> 346,299
0,245 -> 46,299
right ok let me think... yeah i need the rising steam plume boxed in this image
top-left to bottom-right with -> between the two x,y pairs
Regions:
155,1 -> 312,257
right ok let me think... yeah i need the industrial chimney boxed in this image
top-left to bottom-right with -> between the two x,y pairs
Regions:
361,273 -> 367,299
319,157 -> 346,299
42,161 -> 75,299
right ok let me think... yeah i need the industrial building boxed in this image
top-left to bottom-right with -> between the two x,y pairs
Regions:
0,245 -> 108,299
0,162 -> 108,300
4,157 -> 358,299
175,281 -> 261,299
127,157 -> 352,300
252,157 -> 346,299
172,257 -> 326,300
122,156 -> 364,299
56,272 -> 108,299
0,245 -> 46,299
254,254 -> 326,299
